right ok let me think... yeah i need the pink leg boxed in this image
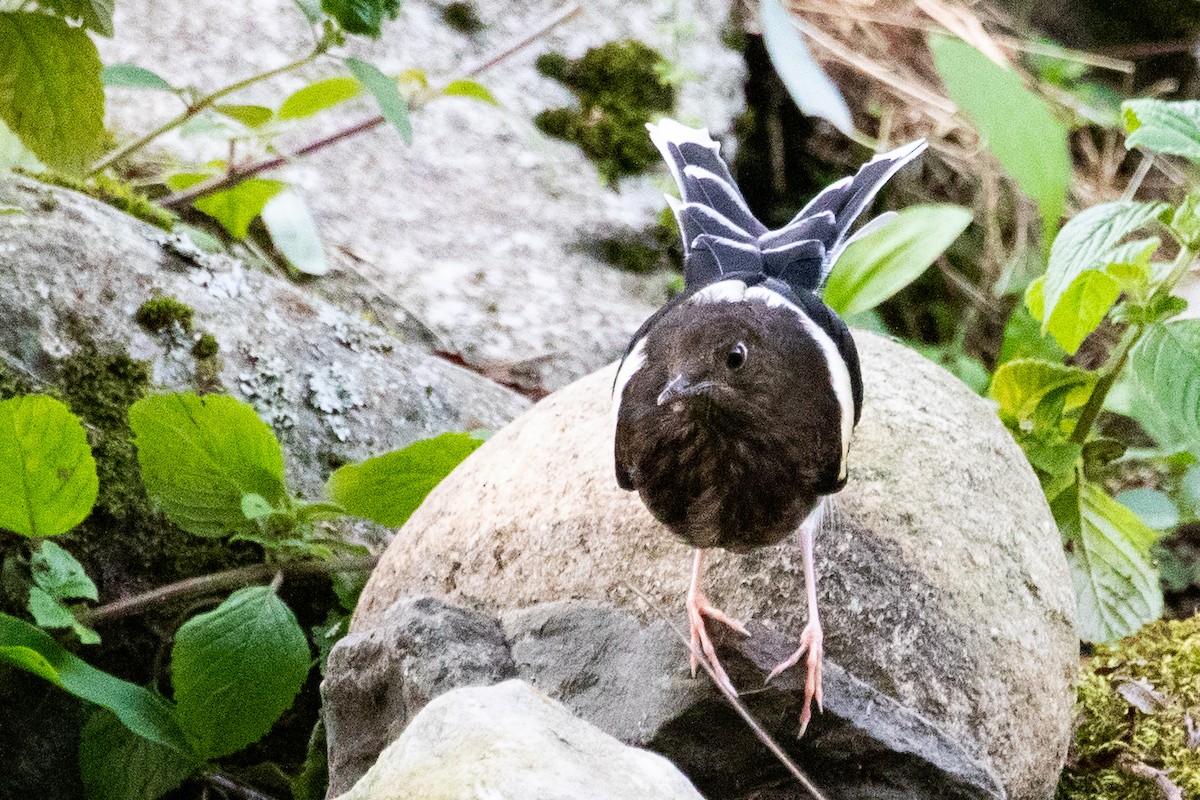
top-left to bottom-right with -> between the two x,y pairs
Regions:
766,507 -> 824,735
686,548 -> 750,695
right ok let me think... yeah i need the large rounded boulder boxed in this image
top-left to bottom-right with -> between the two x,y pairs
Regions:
353,331 -> 1077,799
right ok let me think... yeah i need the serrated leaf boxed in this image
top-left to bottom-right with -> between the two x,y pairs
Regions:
326,432 -> 481,526
1127,319 -> 1200,455
0,395 -> 98,538
129,393 -> 287,538
81,708 -> 196,800
192,179 -> 287,239
1042,201 -> 1168,329
441,79 -> 498,106
1117,488 -> 1179,531
1044,269 -> 1121,354
0,613 -> 190,753
0,13 -> 104,175
998,302 -> 1064,365
39,0 -> 114,36
1057,481 -> 1163,642
321,0 -> 399,37
1025,274 -> 1047,322
760,0 -> 852,135
172,586 -> 310,760
346,57 -> 412,144
261,189 -> 328,276
989,358 -> 1095,427
824,204 -> 972,317
278,77 -> 362,121
32,540 -> 98,602
213,104 -> 274,128
929,34 -> 1070,250
1122,99 -> 1200,162
101,64 -> 174,91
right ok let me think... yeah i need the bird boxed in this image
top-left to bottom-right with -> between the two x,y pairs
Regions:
612,118 -> 925,733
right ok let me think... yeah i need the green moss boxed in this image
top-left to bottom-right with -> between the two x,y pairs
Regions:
442,1 -> 483,33
136,296 -> 194,334
191,332 -> 219,359
534,40 -> 675,185
596,203 -> 682,274
18,169 -> 176,231
1057,615 -> 1200,799
0,361 -> 35,401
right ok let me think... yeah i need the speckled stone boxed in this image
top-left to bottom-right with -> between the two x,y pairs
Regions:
0,176 -> 529,498
354,332 -> 1078,800
96,0 -> 746,392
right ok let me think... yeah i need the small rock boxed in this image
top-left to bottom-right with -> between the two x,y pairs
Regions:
332,680 -> 705,800
322,596 -> 517,796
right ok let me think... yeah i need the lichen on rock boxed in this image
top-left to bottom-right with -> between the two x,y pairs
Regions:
535,40 -> 676,185
1058,615 -> 1200,800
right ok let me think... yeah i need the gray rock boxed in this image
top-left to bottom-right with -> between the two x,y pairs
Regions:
96,0 -> 746,392
332,679 -> 705,800
353,333 -> 1078,799
0,176 -> 528,500
322,596 -> 518,797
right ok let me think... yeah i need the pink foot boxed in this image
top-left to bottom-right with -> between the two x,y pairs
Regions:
686,584 -> 749,695
766,619 -> 824,735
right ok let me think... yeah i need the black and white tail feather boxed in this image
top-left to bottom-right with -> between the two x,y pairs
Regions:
648,118 -> 926,296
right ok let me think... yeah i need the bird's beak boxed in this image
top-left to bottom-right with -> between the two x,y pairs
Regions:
657,374 -> 713,406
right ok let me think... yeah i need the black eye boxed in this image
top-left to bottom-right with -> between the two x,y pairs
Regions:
726,342 -> 747,370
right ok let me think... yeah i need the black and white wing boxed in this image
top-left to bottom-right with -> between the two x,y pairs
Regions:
646,118 -> 926,294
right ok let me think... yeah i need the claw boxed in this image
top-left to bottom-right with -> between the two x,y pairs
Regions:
766,619 -> 824,735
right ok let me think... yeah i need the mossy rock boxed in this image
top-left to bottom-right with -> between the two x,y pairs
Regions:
1058,615 -> 1200,799
535,40 -> 675,185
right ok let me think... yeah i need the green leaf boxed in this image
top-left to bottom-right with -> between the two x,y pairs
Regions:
1122,99 -> 1200,162
28,586 -> 100,645
294,0 -> 324,23
39,0 -> 114,36
0,118 -> 43,172
172,586 -> 310,760
0,613 -> 191,753
929,34 -> 1071,249
261,189 -> 328,276
1117,488 -> 1179,531
760,0 -> 852,135
0,395 -> 98,538
824,204 -> 972,317
346,57 -> 411,144
1044,269 -> 1121,354
1056,481 -> 1163,642
441,79 -> 499,106
997,302 -> 1064,365
988,358 -> 1095,428
101,64 -> 174,91
0,13 -> 104,175
192,179 -> 287,239
1042,201 -> 1168,330
321,0 -> 399,37
326,432 -> 482,526
278,77 -> 362,120
81,709 -> 196,800
129,393 -> 288,538
1127,319 -> 1200,454
240,493 -> 275,521
213,104 -> 274,128
32,540 -> 97,602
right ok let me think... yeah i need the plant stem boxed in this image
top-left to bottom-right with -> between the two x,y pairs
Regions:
76,555 -> 377,625
89,45 -> 327,176
1069,322 -> 1141,444
158,3 -> 582,209
1069,243 -> 1198,444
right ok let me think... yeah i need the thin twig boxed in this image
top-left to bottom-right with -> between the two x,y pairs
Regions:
159,3 -> 582,210
1121,152 -> 1155,202
76,556 -> 377,625
623,582 -> 829,800
206,772 -> 279,800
